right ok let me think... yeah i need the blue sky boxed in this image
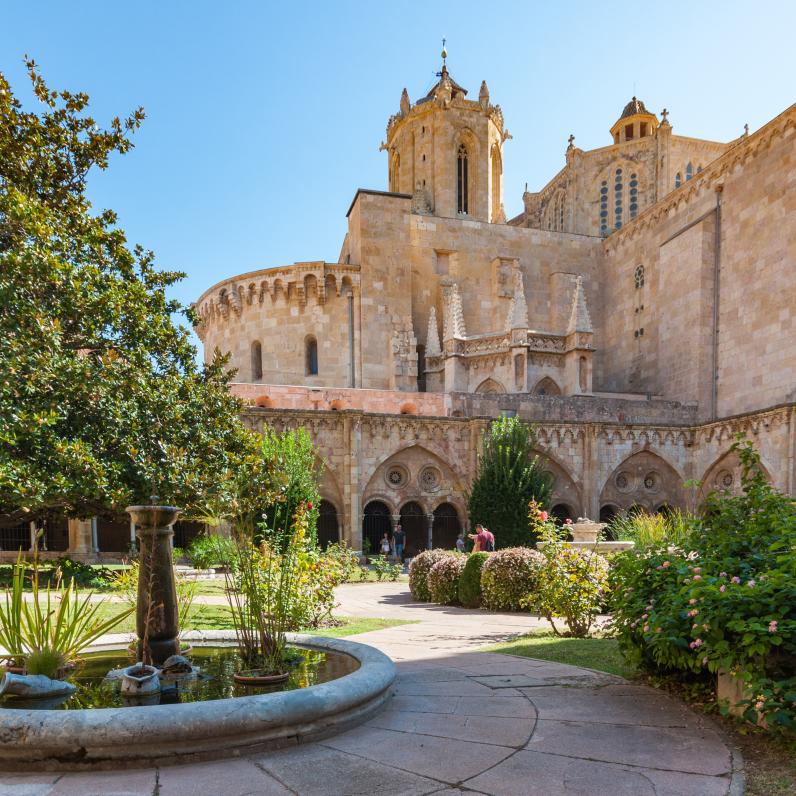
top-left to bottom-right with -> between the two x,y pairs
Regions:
2,1 -> 794,351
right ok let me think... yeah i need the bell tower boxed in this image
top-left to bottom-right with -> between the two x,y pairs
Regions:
383,44 -> 510,223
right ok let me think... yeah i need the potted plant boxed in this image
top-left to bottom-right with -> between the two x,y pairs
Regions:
225,503 -> 311,686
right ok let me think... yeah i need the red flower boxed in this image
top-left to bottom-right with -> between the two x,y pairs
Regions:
539,511 -> 548,522
307,502 -> 313,510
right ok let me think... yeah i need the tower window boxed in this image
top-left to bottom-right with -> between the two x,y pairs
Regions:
457,144 -> 469,214
614,168 -> 623,230
675,172 -> 682,188
686,162 -> 694,181
629,172 -> 638,219
251,340 -> 263,381
599,180 -> 608,236
640,122 -> 648,137
625,123 -> 634,140
634,265 -> 645,289
305,336 -> 318,376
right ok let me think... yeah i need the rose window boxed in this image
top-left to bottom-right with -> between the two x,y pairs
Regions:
385,466 -> 407,488
419,466 -> 441,492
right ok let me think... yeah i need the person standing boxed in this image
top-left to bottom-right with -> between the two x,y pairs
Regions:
455,532 -> 466,553
380,532 -> 392,557
393,524 -> 405,562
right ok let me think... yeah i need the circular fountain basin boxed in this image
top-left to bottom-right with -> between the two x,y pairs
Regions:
0,631 -> 396,771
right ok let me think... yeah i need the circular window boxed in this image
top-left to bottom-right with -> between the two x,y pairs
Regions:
716,470 -> 733,489
385,465 -> 408,489
419,466 -> 441,492
615,472 -> 633,492
643,472 -> 660,492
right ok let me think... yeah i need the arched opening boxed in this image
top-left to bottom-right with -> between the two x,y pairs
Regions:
362,501 -> 391,556
533,377 -> 561,396
97,515 -> 134,553
317,500 -> 339,550
599,504 -> 620,523
475,378 -> 505,394
173,521 -> 203,551
686,162 -> 694,181
250,340 -> 263,381
390,151 -> 400,193
416,344 -> 426,392
305,336 -> 318,376
675,172 -> 682,188
400,501 -> 427,558
550,503 -> 573,525
600,450 -> 685,515
0,519 -> 30,551
655,503 -> 674,516
457,144 -> 469,214
432,503 -> 461,550
491,145 -> 502,222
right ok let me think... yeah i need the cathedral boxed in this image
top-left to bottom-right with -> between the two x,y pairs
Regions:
195,53 -> 796,557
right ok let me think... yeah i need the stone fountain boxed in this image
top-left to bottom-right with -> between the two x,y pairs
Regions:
125,504 -> 181,665
537,517 -> 634,554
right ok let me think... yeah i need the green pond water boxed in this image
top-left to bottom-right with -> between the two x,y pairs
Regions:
0,644 -> 358,710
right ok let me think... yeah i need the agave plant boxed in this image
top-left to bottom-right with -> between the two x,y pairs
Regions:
0,551 -> 133,679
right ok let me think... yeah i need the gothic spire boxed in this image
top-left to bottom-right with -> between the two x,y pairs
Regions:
441,279 -> 466,340
567,276 -> 593,334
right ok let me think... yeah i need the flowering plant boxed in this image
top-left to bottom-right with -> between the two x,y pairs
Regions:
427,554 -> 466,605
610,438 -> 796,730
529,523 -> 610,637
481,547 -> 545,610
408,549 -> 456,601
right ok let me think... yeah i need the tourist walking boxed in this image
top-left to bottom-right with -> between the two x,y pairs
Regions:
393,524 -> 405,562
380,532 -> 392,556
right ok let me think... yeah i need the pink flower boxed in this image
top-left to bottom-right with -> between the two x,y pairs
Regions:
539,511 -> 549,522
755,700 -> 765,711
747,579 -> 756,587
731,576 -> 741,584
768,620 -> 778,633
564,518 -> 573,525
643,624 -> 650,633
692,567 -> 702,574
720,572 -> 727,578
693,574 -> 702,581
702,656 -> 709,666
688,609 -> 699,617
720,585 -> 726,592
689,638 -> 704,649
689,599 -> 697,605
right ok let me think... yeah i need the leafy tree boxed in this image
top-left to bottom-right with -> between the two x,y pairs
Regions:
256,427 -> 321,546
467,416 -> 552,547
0,59 -> 263,521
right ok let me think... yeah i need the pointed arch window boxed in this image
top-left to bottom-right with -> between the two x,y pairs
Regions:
305,336 -> 318,376
686,162 -> 694,181
675,172 -> 682,188
389,151 -> 400,192
457,144 -> 469,214
250,340 -> 263,381
490,145 -> 502,221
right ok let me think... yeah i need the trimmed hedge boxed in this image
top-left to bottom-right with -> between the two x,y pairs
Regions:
428,554 -> 467,605
408,548 -> 455,601
458,552 -> 490,608
481,547 -> 545,611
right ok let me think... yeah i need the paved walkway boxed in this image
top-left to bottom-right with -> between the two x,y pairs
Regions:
0,583 -> 739,796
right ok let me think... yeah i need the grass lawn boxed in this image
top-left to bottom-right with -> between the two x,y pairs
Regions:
89,602 -> 414,638
486,629 -> 636,679
488,629 -> 796,795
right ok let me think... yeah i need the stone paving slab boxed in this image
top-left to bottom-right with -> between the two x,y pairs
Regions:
465,749 -> 732,796
156,758 -> 291,796
527,718 -> 732,776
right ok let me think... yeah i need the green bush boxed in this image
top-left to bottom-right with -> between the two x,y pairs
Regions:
610,438 -> 796,730
408,549 -> 454,601
428,554 -> 466,605
530,526 -> 610,637
608,508 -> 695,546
458,552 -> 489,607
187,533 -> 235,569
467,416 -> 552,548
481,547 -> 545,611
323,542 -> 361,582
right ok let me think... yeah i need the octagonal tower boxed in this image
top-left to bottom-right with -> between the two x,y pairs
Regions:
383,49 -> 510,223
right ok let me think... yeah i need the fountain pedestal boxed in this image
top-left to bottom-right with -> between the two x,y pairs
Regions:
537,517 -> 635,554
126,505 -> 181,665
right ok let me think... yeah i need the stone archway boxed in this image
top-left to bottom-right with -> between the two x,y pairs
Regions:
700,449 -> 772,500
317,500 -> 340,550
400,501 -> 428,558
600,450 -> 685,513
534,451 -> 582,517
475,378 -> 506,394
362,501 -> 392,556
432,502 -> 461,550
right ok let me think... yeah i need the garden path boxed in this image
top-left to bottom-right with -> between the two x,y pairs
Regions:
0,582 -> 740,796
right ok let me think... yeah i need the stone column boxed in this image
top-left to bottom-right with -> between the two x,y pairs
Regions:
127,505 -> 181,666
68,518 -> 94,559
425,513 -> 434,550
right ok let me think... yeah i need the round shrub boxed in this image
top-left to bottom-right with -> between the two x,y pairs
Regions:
428,554 -> 466,605
458,552 -> 490,607
481,547 -> 545,611
409,549 -> 455,601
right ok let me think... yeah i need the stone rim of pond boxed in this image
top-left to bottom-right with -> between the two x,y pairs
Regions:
0,631 -> 396,771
